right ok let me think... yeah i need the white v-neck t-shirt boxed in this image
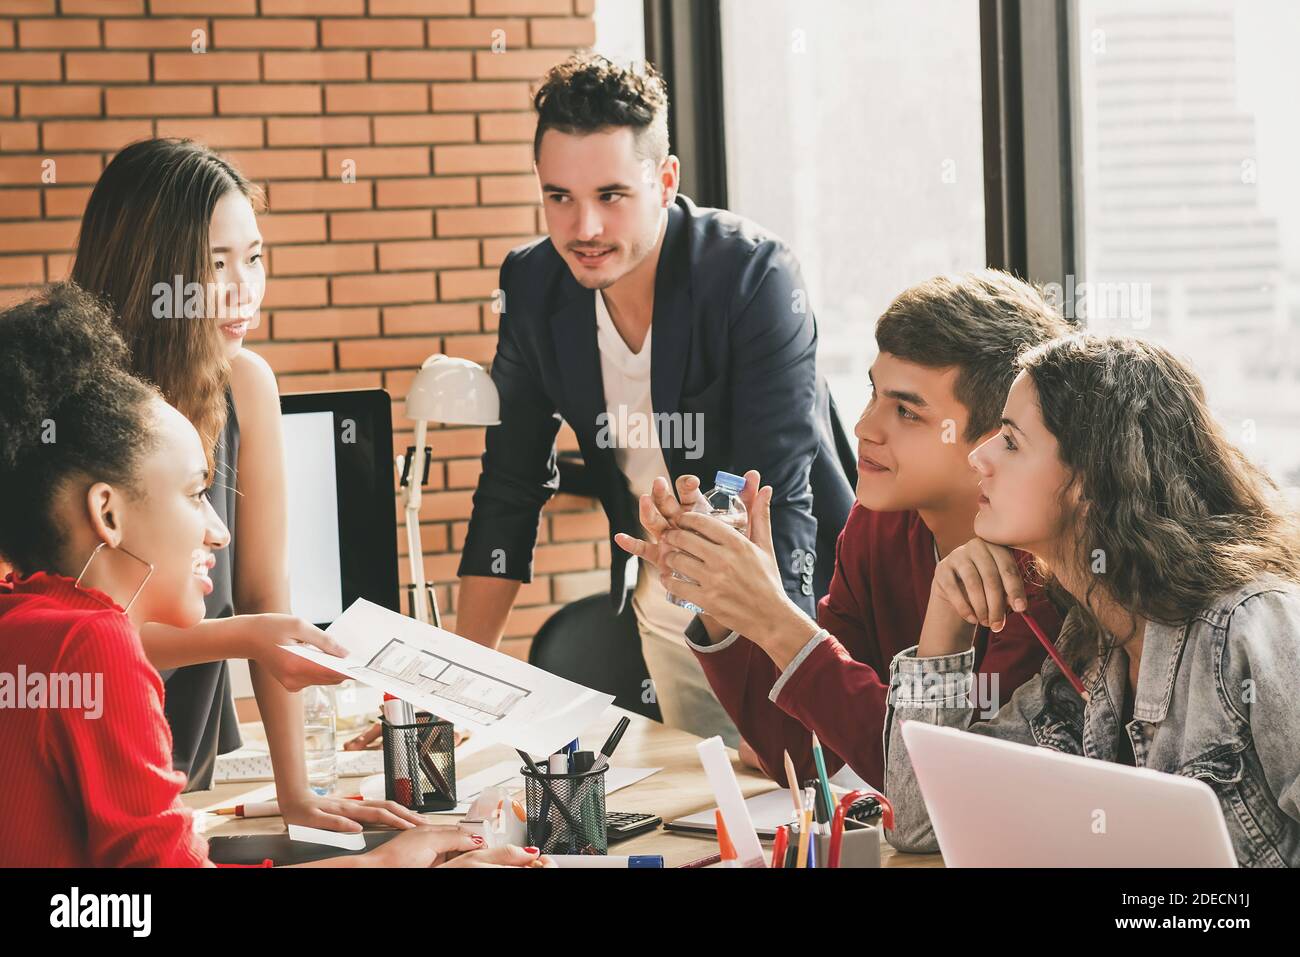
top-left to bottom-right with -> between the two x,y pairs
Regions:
594,290 -> 696,645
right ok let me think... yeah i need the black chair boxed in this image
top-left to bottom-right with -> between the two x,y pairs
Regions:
528,593 -> 663,723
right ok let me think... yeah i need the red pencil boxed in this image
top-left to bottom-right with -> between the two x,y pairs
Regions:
1020,610 -> 1089,701
771,825 -> 788,869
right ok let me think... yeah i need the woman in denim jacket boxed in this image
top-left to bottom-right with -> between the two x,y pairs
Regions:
883,333 -> 1300,867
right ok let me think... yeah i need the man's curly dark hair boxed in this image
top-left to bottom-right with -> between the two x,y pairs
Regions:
0,282 -> 159,575
532,53 -> 670,162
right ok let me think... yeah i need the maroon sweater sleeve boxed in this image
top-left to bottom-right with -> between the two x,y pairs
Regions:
690,511 -> 885,786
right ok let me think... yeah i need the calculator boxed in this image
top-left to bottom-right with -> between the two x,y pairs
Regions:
605,811 -> 662,842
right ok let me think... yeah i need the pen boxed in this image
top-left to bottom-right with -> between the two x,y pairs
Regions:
517,750 -> 587,852
771,825 -> 789,869
810,732 -> 835,830
783,750 -> 802,816
794,790 -> 812,870
678,852 -> 723,869
1021,610 -> 1090,701
213,796 -> 364,817
590,716 -> 630,773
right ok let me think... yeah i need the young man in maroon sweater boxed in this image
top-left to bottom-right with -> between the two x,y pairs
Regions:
616,270 -> 1072,788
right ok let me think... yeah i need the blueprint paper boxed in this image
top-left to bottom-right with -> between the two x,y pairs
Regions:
282,599 -> 613,756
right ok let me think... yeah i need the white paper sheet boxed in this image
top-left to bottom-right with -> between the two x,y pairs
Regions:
282,599 -> 614,757
288,824 -> 366,850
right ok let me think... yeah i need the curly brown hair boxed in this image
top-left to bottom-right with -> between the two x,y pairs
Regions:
532,53 -> 669,163
1018,333 -> 1300,642
0,283 -> 160,575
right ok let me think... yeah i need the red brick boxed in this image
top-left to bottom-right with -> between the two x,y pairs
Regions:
257,212 -> 326,245
425,18 -> 525,49
320,19 -> 424,48
325,146 -> 429,177
64,52 -> 148,82
382,302 -> 479,335
0,119 -> 36,150
476,0 -> 569,12
279,369 -> 382,393
270,241 -> 374,276
0,86 -> 12,116
264,51 -> 366,82
482,235 -> 536,267
445,457 -> 481,488
433,143 -> 530,175
151,0 -> 256,13
375,175 -> 476,208
0,0 -> 53,11
528,17 -> 596,48
432,80 -> 529,112
104,19 -> 208,49
259,276 -> 328,310
533,541 -> 596,573
261,0 -> 363,12
213,19 -> 316,49
373,113 -> 474,146
153,51 -> 258,82
0,217 -> 75,252
325,83 -> 426,114
156,116 -> 263,147
437,205 -> 533,238
474,49 -> 568,81
330,209 -> 431,241
107,85 -> 213,116
412,490 -> 473,522
254,340 -> 335,374
339,334 -> 441,368
0,153 -> 100,185
18,19 -> 99,49
43,119 -> 151,151
549,510 -> 609,541
371,0 -> 468,13
42,185 -> 91,218
0,52 -> 60,81
377,238 -> 478,271
479,173 -> 537,205
44,250 -> 70,279
0,252 -> 41,284
478,111 -> 534,143
273,305 -> 379,339
218,84 -> 320,116
332,272 -> 436,307
269,179 -> 372,211
438,268 -> 496,300
442,332 -> 496,363
63,0 -> 141,12
370,50 -> 471,81
223,148 -> 323,181
0,186 -> 38,218
267,115 -> 369,147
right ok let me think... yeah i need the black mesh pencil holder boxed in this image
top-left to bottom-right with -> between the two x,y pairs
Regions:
520,765 -> 608,855
381,714 -> 456,812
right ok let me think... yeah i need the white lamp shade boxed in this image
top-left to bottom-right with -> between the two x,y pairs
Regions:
404,354 -> 500,425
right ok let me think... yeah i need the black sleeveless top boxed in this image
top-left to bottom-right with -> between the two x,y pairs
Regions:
162,389 -> 243,791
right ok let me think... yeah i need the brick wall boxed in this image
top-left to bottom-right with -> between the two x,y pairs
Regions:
0,0 -> 612,661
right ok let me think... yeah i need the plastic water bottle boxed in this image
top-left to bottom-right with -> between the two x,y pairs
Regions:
665,470 -> 749,614
303,684 -> 338,797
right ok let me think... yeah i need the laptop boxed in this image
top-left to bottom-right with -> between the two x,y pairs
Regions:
899,721 -> 1237,867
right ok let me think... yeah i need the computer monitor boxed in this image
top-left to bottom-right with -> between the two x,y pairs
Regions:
279,389 -> 400,628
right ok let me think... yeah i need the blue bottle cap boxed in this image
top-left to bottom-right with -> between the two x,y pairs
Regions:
714,470 -> 746,493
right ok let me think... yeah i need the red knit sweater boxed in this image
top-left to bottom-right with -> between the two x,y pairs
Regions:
0,570 -> 265,867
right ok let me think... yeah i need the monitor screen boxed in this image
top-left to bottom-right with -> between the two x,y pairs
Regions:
279,390 -> 400,628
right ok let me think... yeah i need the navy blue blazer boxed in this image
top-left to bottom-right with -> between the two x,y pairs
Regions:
458,195 -> 855,616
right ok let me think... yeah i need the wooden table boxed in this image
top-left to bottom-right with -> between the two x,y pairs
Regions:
181,707 -> 944,868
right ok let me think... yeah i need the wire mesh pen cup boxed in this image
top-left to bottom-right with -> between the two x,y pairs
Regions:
520,764 -> 608,855
381,713 -> 456,812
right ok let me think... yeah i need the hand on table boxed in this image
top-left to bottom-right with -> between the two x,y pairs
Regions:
278,791 -> 427,833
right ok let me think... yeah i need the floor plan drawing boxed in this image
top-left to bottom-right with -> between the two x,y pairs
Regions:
366,637 -> 530,724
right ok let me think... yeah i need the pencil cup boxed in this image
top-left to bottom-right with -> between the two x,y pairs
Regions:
816,823 -> 881,868
381,713 -> 456,812
520,764 -> 608,855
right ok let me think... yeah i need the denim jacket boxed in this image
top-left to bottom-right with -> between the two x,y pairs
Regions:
882,574 -> 1300,867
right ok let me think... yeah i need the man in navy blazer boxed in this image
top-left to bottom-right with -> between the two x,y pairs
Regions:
455,54 -> 853,744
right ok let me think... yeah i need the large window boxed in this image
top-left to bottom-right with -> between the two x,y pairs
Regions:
1074,0 -> 1300,484
719,0 -> 986,428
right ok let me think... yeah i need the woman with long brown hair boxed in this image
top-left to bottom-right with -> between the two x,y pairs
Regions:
878,332 -> 1300,866
68,138 -> 407,832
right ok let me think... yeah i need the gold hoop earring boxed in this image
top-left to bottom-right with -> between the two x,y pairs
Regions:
74,542 -> 155,614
